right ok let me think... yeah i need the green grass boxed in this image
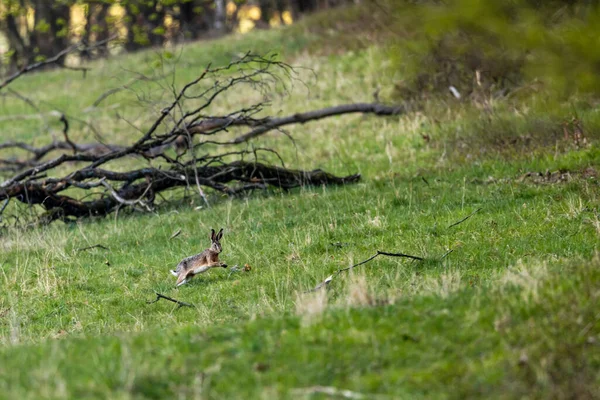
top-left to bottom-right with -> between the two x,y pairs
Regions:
1,7 -> 600,399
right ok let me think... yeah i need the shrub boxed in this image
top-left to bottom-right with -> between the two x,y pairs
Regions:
381,0 -> 600,100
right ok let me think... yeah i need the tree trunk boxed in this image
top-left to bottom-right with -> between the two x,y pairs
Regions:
31,1 -> 71,63
124,1 -> 165,51
179,1 -> 200,40
94,3 -> 111,57
124,5 -> 141,52
214,0 -> 226,34
259,0 -> 275,28
81,4 -> 93,59
291,0 -> 318,19
3,14 -> 30,71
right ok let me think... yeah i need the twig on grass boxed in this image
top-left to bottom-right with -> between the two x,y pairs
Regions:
77,244 -> 109,252
227,265 -> 241,278
307,250 -> 424,293
440,248 -> 454,260
339,250 -> 424,273
448,207 -> 482,229
170,229 -> 182,240
147,292 -> 194,309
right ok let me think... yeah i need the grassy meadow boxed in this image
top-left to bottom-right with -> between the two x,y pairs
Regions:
1,5 -> 599,399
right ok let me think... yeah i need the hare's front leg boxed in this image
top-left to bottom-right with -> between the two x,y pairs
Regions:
210,261 -> 227,268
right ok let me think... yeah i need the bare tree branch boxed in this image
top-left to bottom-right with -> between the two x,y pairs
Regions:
162,102 -> 403,145
0,52 -> 403,225
0,35 -> 117,91
230,103 -> 405,143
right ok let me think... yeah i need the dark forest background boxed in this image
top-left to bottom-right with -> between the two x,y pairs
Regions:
0,0 -> 352,73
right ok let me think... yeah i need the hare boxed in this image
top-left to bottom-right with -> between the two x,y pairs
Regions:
170,228 -> 227,287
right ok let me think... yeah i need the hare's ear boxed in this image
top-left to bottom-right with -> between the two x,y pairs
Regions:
217,228 -> 224,241
211,228 -> 216,241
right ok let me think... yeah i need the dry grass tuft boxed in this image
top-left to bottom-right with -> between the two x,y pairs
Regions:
295,289 -> 328,325
345,273 -> 376,307
422,269 -> 463,299
498,260 -> 549,304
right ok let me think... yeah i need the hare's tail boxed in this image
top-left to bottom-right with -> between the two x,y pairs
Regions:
170,270 -> 178,277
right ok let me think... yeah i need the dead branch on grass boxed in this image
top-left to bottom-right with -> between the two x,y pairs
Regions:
0,51 -> 402,224
307,250 -> 424,293
77,244 -> 109,252
147,292 -> 194,309
230,103 -> 404,144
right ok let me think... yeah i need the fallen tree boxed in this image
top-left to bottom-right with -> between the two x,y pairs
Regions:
0,52 -> 403,224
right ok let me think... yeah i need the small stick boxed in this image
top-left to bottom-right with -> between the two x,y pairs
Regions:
311,275 -> 334,292
440,248 -> 454,260
339,250 -> 424,273
337,253 -> 380,273
147,292 -> 194,309
307,249 -> 424,293
448,207 -> 482,229
101,179 -> 153,210
0,198 -> 9,215
59,114 -> 77,154
77,244 -> 109,252
170,228 -> 182,240
376,250 -> 425,261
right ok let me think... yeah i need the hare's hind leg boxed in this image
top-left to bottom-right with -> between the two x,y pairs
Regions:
176,278 -> 188,287
175,272 -> 189,287
192,264 -> 211,275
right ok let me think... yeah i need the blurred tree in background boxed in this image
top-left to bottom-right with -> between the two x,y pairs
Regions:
380,0 -> 600,100
5,0 -> 599,102
0,0 -> 352,73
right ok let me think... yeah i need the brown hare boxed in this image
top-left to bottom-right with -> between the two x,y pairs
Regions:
170,228 -> 227,287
